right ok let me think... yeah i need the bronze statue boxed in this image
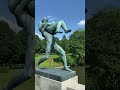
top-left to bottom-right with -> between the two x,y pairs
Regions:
36,18 -> 73,72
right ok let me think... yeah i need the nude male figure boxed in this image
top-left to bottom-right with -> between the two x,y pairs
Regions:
39,18 -> 71,35
36,18 -> 73,72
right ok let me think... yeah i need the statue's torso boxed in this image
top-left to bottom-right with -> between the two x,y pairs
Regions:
46,23 -> 57,31
39,23 -> 57,43
43,31 -> 55,42
41,23 -> 57,35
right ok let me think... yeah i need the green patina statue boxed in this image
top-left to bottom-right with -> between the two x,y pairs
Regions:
36,18 -> 73,72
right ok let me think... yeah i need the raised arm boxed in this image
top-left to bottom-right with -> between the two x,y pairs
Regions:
38,23 -> 48,37
38,23 -> 43,30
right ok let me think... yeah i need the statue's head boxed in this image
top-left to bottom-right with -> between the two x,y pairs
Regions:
42,18 -> 48,23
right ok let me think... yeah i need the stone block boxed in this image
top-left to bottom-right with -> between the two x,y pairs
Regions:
35,68 -> 76,82
35,75 -> 76,90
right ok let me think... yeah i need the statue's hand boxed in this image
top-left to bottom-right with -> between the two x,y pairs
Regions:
43,24 -> 48,29
40,24 -> 48,36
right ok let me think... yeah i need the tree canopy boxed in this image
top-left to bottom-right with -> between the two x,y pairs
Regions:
0,20 -> 27,65
86,9 -> 120,90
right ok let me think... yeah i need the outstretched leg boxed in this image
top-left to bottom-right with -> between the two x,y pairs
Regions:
56,20 -> 71,33
54,42 -> 73,72
36,41 -> 52,68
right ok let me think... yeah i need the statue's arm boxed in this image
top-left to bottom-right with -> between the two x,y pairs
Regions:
38,23 -> 43,30
47,23 -> 53,25
38,23 -> 50,32
38,23 -> 48,37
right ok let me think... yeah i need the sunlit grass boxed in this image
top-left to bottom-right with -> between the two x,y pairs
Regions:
35,54 -> 63,68
0,54 -> 85,90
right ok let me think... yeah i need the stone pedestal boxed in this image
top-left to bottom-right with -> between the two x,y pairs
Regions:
35,68 -> 85,90
35,68 -> 76,81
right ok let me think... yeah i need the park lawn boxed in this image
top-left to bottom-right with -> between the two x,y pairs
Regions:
0,54 -> 85,89
0,69 -> 17,90
0,54 -> 65,90
0,69 -> 34,90
15,75 -> 34,90
35,54 -> 85,85
35,54 -> 63,68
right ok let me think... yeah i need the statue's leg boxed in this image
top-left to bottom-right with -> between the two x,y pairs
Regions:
37,41 -> 51,68
53,43 -> 73,72
56,20 -> 71,33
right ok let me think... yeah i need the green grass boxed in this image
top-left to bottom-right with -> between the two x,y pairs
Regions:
0,54 -> 63,90
0,54 -> 85,90
0,69 -> 34,90
15,75 -> 34,90
35,54 -> 63,68
0,69 -> 17,90
36,54 -> 85,85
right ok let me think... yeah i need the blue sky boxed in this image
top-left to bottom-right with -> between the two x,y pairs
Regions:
35,0 -> 85,39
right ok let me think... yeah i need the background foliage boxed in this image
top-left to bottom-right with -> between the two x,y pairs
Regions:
86,9 -> 120,90
0,19 -> 85,67
0,20 -> 27,66
35,30 -> 85,66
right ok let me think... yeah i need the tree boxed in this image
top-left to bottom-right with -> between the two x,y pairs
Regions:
35,35 -> 41,53
69,30 -> 85,65
0,21 -> 15,65
86,9 -> 120,90
0,20 -> 27,65
35,35 -> 46,54
60,35 -> 69,53
9,30 -> 27,64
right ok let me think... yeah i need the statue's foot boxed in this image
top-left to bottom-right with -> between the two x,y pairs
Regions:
63,67 -> 74,72
65,30 -> 71,33
55,31 -> 63,34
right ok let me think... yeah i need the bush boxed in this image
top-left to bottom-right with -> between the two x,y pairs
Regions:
54,57 -> 62,63
54,55 -> 82,66
54,55 -> 75,66
66,55 -> 75,66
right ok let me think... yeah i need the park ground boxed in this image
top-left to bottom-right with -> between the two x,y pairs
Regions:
35,54 -> 63,68
0,54 -> 85,90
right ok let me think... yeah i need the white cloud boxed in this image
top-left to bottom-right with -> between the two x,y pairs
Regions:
52,21 -> 55,23
47,16 -> 52,18
35,33 -> 44,40
49,17 -> 57,21
39,21 -> 42,24
41,16 -> 57,23
77,20 -> 85,26
46,16 -> 57,21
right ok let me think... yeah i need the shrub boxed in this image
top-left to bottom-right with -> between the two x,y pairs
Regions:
66,55 -> 75,66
